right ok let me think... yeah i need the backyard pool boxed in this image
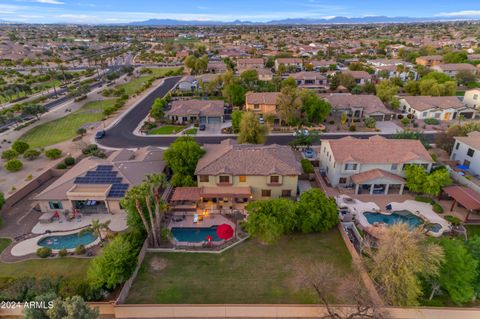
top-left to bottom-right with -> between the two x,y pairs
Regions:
363,210 -> 424,229
171,226 -> 222,243
38,231 -> 97,250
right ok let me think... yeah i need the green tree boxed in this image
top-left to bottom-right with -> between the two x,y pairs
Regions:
87,235 -> 138,290
404,165 -> 428,194
23,292 -> 57,319
82,219 -> 110,242
240,69 -> 259,90
47,296 -> 99,319
2,149 -> 18,160
21,104 -> 48,120
277,86 -> 302,125
455,70 -> 477,86
371,224 -> 444,306
0,192 -> 5,210
231,110 -> 243,134
467,236 -> 480,297
296,189 -> 338,233
45,148 -> 62,160
300,90 -> 331,124
423,168 -> 452,197
5,159 -> 23,172
443,51 -> 468,63
375,80 -> 399,103
150,97 -> 166,121
438,239 -> 478,305
222,82 -> 246,106
163,136 -> 205,186
23,149 -> 41,161
77,127 -> 87,136
12,141 -> 30,154
237,111 -> 267,144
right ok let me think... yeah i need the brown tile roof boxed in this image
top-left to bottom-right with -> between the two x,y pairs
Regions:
196,139 -> 301,176
454,131 -> 480,150
322,94 -> 393,115
311,60 -> 336,67
401,96 -> 464,111
325,135 -> 433,164
171,187 -> 201,201
237,58 -> 264,66
435,63 -> 477,72
291,71 -> 327,81
245,92 -> 280,105
201,186 -> 252,198
351,169 -> 405,184
342,70 -> 372,80
276,58 -> 302,64
166,100 -> 224,117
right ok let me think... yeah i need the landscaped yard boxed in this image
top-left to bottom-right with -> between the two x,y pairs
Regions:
19,99 -> 116,148
466,225 -> 480,238
0,258 -> 90,280
126,230 -> 353,304
183,128 -> 197,135
148,125 -> 186,135
116,67 -> 181,95
0,238 -> 11,254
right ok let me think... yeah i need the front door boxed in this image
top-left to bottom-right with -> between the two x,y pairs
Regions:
444,112 -> 451,121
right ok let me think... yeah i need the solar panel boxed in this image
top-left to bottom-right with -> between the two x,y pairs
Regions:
74,165 -> 129,198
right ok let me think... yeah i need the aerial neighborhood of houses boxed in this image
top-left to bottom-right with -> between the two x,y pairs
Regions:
1,15 -> 480,318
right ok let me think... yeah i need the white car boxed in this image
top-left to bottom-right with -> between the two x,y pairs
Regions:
293,129 -> 309,137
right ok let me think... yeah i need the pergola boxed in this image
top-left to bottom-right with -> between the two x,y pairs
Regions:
443,186 -> 480,221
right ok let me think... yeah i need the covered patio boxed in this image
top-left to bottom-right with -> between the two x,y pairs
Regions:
351,169 -> 405,195
443,185 -> 480,222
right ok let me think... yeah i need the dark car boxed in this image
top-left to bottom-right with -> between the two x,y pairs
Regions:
199,124 -> 206,131
95,130 -> 106,139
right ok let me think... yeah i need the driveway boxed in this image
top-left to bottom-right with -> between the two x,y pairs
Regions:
376,121 -> 403,134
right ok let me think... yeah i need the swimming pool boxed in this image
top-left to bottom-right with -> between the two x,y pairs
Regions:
38,231 -> 97,250
363,210 -> 424,229
171,226 -> 222,243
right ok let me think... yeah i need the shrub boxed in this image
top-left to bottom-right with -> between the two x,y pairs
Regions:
76,127 -> 87,136
301,159 -> 315,174
36,247 -> 52,258
349,124 -> 356,131
11,141 -> 29,154
5,159 -> 23,172
75,245 -> 86,255
329,120 -> 335,125
401,117 -> 411,126
2,149 -> 18,160
424,118 -> 440,125
445,215 -> 461,226
23,149 -> 40,161
364,117 -> 376,129
415,196 -> 435,204
58,248 -> 68,257
64,156 -> 75,166
433,203 -> 444,214
56,162 -> 67,169
45,148 -> 62,160
82,144 -> 98,155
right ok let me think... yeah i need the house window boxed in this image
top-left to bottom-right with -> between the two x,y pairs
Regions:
455,142 -> 460,150
253,104 -> 260,110
467,148 -> 475,157
270,176 -> 280,184
281,190 -> 292,197
473,94 -> 478,100
344,163 -> 357,170
422,112 -> 428,117
434,113 -> 440,119
261,189 -> 271,197
391,164 -> 398,171
219,175 -> 230,184
339,177 -> 347,184
464,160 -> 471,168
239,175 -> 247,182
49,201 -> 63,210
199,175 -> 209,182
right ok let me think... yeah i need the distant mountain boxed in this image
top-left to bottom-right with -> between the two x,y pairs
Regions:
128,15 -> 478,26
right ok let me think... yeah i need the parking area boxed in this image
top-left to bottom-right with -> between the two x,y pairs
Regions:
196,120 -> 232,136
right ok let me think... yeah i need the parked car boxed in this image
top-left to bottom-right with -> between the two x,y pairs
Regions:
199,124 -> 206,131
259,117 -> 265,124
95,130 -> 106,139
293,129 -> 309,136
303,148 -> 315,158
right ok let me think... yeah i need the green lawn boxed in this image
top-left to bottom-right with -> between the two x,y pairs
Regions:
116,68 -> 181,95
19,99 -> 116,148
0,238 -> 11,254
126,230 -> 353,304
466,225 -> 480,238
0,258 -> 90,280
148,125 -> 186,135
184,128 -> 197,135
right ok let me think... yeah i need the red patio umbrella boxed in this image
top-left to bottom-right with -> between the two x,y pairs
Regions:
216,224 -> 234,240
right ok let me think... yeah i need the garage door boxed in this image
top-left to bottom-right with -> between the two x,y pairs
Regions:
370,115 -> 384,121
207,117 -> 222,124
199,116 -> 207,124
461,112 -> 474,119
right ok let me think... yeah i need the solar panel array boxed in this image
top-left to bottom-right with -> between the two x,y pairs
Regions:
74,165 -> 129,198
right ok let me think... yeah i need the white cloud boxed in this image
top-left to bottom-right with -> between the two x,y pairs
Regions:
34,0 -> 65,5
436,10 -> 480,17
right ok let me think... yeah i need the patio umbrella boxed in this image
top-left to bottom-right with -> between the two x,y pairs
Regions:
216,224 -> 234,240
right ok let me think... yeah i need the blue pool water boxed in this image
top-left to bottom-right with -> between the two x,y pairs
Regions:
38,232 -> 97,250
171,226 -> 222,243
363,210 -> 423,229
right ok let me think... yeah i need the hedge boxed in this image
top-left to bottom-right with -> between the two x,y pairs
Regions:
301,159 -> 315,174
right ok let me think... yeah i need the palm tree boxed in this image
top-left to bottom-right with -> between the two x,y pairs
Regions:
82,219 -> 110,241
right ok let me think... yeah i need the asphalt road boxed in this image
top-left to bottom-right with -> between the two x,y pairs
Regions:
98,77 -> 437,148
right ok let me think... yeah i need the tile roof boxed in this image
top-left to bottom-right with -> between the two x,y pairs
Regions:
342,70 -> 372,80
401,96 -> 464,111
443,186 -> 480,211
325,135 -> 433,164
321,94 -> 393,115
245,92 -> 280,105
351,169 -> 405,184
276,58 -> 302,64
435,63 -> 477,72
454,131 -> 480,150
290,71 -> 327,80
196,139 -> 301,176
171,187 -> 201,201
166,100 -> 224,117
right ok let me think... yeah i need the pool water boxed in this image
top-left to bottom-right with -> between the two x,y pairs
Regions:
363,210 -> 423,229
38,231 -> 97,250
171,226 -> 222,243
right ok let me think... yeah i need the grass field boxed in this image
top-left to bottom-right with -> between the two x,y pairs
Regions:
0,258 -> 90,280
466,225 -> 480,238
116,67 -> 181,95
0,238 -> 11,254
19,99 -> 116,148
148,125 -> 186,135
126,230 -> 353,304
184,128 -> 197,135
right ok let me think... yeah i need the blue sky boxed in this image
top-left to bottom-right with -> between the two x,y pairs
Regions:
1,0 -> 480,24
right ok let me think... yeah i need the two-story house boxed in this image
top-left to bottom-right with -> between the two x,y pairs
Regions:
319,136 -> 433,195
450,131 -> 480,176
415,55 -> 443,67
463,89 -> 480,110
400,96 -> 476,121
290,71 -> 328,91
245,92 -> 280,117
431,63 -> 477,77
274,58 -> 303,72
